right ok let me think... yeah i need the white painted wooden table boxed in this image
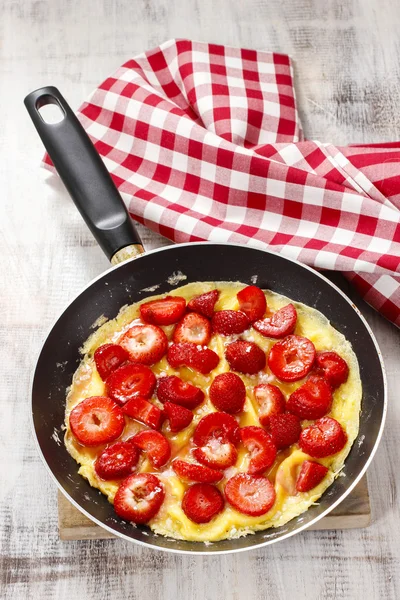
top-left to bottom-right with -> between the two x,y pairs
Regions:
1,0 -> 399,598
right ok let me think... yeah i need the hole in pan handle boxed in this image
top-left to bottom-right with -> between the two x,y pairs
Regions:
24,86 -> 144,265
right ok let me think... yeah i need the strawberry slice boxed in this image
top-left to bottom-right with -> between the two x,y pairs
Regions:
315,351 -> 349,389
167,343 -> 219,374
106,363 -> 156,404
157,375 -> 204,409
182,483 -> 224,524
225,473 -> 276,516
119,324 -> 168,365
240,426 -> 277,474
131,430 -> 171,467
299,416 -> 347,458
296,460 -> 329,492
254,383 -> 286,427
173,312 -> 211,345
212,310 -> 250,335
193,412 -> 241,447
94,441 -> 139,480
163,402 -> 193,432
69,396 -> 125,447
122,396 -> 162,430
94,344 -> 129,381
114,473 -> 165,523
225,340 -> 266,374
209,372 -> 246,414
172,460 -> 223,483
266,413 -> 302,449
237,285 -> 267,322
140,296 -> 186,325
253,304 -> 297,339
187,289 -> 219,318
194,439 -> 238,469
268,335 -> 316,382
286,375 -> 332,420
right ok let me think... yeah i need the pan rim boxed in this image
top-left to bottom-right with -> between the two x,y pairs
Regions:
30,241 -> 388,554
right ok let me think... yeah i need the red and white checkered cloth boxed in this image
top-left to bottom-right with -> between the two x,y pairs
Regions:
43,39 -> 400,327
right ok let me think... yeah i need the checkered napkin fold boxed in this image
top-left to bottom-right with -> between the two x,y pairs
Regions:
43,39 -> 400,327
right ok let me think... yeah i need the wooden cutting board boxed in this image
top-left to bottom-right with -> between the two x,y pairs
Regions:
58,476 -> 371,540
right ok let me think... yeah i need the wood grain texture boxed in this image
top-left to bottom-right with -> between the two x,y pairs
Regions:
1,0 -> 400,598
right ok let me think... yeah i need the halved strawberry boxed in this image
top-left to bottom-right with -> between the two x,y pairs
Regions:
209,372 -> 246,414
240,426 -> 277,474
225,473 -> 276,516
172,460 -> 223,483
299,416 -> 347,458
212,310 -> 250,335
286,375 -> 332,420
119,324 -> 168,365
106,363 -> 156,404
69,396 -> 125,447
163,402 -> 193,432
254,383 -> 286,427
94,344 -> 129,381
267,413 -> 302,449
194,439 -> 238,469
268,335 -> 316,382
114,473 -> 165,523
167,343 -> 220,374
94,441 -> 139,480
182,483 -> 224,524
122,396 -> 162,430
187,289 -> 219,318
140,296 -> 186,325
225,340 -> 266,374
315,351 -> 349,389
131,430 -> 171,468
253,304 -> 297,339
296,460 -> 329,493
237,285 -> 267,322
157,375 -> 204,409
173,312 -> 211,345
193,412 -> 241,447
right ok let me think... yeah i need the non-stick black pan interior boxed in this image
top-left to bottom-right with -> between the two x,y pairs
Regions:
32,243 -> 385,553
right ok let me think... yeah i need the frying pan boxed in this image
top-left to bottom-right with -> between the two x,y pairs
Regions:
25,86 -> 387,554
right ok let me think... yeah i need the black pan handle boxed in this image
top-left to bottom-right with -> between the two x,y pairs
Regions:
24,86 -> 144,264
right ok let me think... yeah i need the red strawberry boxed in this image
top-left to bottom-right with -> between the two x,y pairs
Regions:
119,324 -> 168,365
225,340 -> 266,374
182,483 -> 224,524
315,351 -> 349,389
254,383 -> 286,427
253,304 -> 297,339
172,460 -> 223,483
140,296 -> 186,325
94,441 -> 139,480
194,440 -> 238,469
167,343 -> 219,374
212,310 -> 250,335
106,363 -> 156,404
173,312 -> 211,345
157,375 -> 204,409
268,335 -> 316,382
267,413 -> 302,449
287,375 -> 332,420
193,412 -> 241,447
114,473 -> 165,523
240,426 -> 277,474
225,473 -> 276,516
209,372 -> 246,414
122,396 -> 162,430
296,460 -> 329,493
163,402 -> 193,432
187,289 -> 219,318
131,430 -> 171,468
94,344 -> 129,380
69,396 -> 125,447
299,416 -> 347,458
237,285 -> 267,322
